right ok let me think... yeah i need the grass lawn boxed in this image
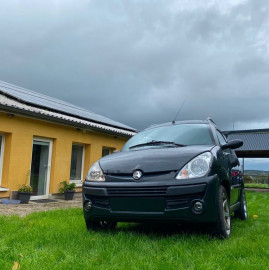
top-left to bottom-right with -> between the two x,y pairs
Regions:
0,191 -> 268,270
245,183 -> 269,189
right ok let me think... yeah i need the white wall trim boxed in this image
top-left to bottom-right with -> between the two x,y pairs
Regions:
30,137 -> 53,200
70,143 -> 85,184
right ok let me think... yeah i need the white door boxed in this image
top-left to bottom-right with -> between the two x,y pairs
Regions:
30,138 -> 52,200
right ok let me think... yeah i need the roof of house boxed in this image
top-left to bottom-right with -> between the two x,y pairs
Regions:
224,129 -> 269,151
0,80 -> 136,137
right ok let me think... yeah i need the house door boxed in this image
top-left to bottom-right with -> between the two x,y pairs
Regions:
30,138 -> 52,200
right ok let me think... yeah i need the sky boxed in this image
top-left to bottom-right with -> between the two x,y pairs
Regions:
239,158 -> 269,171
0,0 -> 269,132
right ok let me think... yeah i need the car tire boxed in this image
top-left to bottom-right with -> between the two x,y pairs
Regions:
85,220 -> 101,231
85,220 -> 117,231
213,185 -> 231,239
234,189 -> 248,220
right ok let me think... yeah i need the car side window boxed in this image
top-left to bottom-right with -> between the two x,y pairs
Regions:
216,130 -> 227,146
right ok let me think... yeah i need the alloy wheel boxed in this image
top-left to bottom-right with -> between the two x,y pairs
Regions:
222,191 -> 231,235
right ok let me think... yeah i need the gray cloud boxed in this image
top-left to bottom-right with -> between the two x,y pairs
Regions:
0,0 -> 269,131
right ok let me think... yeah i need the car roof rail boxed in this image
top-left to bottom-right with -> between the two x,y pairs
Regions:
206,117 -> 216,124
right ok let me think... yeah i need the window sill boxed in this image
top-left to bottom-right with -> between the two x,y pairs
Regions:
0,187 -> 9,192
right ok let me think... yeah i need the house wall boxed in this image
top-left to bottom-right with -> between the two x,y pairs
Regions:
0,111 -> 129,198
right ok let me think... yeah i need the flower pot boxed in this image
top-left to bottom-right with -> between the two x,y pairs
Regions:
18,192 -> 32,204
64,190 -> 75,200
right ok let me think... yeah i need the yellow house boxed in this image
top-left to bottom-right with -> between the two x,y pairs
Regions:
0,80 -> 136,200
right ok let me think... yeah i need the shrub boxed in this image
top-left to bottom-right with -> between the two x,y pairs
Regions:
59,181 -> 76,193
18,184 -> 32,193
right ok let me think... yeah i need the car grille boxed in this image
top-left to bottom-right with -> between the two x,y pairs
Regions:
107,187 -> 167,197
86,189 -> 204,211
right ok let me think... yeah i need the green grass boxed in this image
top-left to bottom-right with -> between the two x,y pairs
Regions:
245,183 -> 269,189
0,191 -> 269,270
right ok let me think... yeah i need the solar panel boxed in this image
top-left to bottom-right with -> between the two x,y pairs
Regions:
0,80 -> 136,131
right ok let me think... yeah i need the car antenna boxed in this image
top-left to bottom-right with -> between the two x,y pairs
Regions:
172,100 -> 186,124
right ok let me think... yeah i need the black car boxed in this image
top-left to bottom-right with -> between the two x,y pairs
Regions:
82,119 -> 248,238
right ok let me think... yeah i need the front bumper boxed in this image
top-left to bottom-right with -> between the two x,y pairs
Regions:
82,175 -> 219,224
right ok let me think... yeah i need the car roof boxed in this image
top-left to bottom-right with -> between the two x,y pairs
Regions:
145,120 -> 214,131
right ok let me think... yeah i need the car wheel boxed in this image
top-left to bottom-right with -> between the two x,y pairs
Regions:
234,190 -> 248,220
213,185 -> 231,239
85,220 -> 117,231
85,220 -> 101,231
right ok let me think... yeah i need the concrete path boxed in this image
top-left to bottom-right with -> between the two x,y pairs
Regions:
0,194 -> 82,217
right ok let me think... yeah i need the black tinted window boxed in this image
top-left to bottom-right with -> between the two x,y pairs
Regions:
122,124 -> 213,151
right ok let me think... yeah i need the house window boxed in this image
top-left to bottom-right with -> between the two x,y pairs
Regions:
0,135 -> 4,186
102,147 -> 112,157
70,144 -> 84,184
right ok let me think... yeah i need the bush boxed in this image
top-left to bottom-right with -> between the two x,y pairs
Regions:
18,184 -> 32,193
59,181 -> 76,193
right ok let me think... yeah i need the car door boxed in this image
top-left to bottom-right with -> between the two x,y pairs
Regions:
216,130 -> 240,205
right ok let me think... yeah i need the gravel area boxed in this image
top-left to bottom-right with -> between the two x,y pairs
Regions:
0,194 -> 82,217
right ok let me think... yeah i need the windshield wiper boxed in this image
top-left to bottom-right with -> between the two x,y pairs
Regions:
129,140 -> 185,149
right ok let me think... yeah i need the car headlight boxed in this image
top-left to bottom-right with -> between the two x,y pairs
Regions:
85,161 -> 105,181
176,152 -> 212,179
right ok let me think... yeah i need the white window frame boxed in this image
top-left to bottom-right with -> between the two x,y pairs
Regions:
0,134 -> 5,186
30,137 -> 53,200
70,143 -> 85,186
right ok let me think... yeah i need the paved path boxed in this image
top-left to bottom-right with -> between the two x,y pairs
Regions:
0,194 -> 82,217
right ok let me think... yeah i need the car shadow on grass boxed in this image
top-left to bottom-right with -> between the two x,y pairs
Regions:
96,216 -> 238,239
98,222 -> 213,239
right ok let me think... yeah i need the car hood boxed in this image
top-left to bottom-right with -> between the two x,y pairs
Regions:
100,145 -> 214,174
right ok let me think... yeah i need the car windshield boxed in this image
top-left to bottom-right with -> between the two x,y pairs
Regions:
122,124 -> 214,151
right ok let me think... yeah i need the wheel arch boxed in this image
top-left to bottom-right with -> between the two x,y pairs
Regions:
221,179 -> 230,200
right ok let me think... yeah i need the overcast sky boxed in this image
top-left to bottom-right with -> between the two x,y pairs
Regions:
0,0 -> 269,131
242,158 -> 269,171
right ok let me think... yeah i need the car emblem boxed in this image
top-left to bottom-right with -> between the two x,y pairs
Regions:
133,170 -> 143,180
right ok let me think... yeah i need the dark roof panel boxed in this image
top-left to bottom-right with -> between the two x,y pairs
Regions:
226,132 -> 269,151
0,80 -> 136,132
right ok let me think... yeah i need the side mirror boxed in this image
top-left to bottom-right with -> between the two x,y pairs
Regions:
221,139 -> 243,150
